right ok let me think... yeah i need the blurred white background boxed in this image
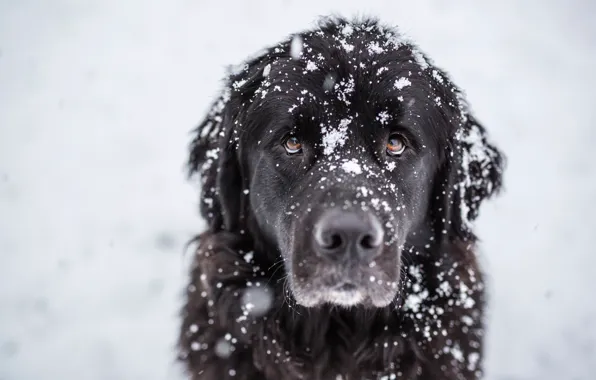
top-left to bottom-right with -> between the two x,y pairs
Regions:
1,0 -> 595,379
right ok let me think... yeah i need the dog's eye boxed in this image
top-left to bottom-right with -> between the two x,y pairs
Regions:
386,134 -> 406,156
284,136 -> 302,154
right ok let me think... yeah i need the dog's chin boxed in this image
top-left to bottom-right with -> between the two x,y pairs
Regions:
324,288 -> 365,306
290,284 -> 397,308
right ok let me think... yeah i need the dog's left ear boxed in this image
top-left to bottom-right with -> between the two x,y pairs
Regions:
432,110 -> 505,242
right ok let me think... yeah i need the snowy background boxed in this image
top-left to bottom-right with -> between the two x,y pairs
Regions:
1,0 -> 595,379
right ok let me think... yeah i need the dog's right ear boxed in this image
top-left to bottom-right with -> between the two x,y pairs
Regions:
187,90 -> 234,231
187,52 -> 278,231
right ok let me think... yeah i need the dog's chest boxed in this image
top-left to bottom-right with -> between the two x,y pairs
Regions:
254,319 -> 419,380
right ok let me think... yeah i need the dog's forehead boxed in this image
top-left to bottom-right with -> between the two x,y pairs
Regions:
221,20 -> 469,164
249,22 -> 453,134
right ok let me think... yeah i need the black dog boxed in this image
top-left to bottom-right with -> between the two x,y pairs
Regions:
179,16 -> 504,380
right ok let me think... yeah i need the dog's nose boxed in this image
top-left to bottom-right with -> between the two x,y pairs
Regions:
313,209 -> 384,261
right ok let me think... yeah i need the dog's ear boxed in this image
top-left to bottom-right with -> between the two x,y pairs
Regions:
432,111 -> 505,243
187,54 -> 274,232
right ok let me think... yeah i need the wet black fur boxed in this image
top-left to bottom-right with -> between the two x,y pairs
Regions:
179,17 -> 504,380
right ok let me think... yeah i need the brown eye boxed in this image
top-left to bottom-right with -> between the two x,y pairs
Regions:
284,136 -> 302,154
386,134 -> 406,156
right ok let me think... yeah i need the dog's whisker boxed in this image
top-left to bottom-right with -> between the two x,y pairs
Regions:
267,258 -> 286,271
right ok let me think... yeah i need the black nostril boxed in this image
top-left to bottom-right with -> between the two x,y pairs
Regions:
317,231 -> 344,250
359,234 -> 376,250
328,233 -> 343,250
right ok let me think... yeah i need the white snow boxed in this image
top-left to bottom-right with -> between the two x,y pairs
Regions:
367,41 -> 385,55
214,338 -> 233,358
323,73 -> 336,90
321,118 -> 351,155
241,286 -> 273,317
468,352 -> 480,371
334,75 -> 355,105
377,66 -> 389,75
341,159 -> 362,175
305,60 -> 318,71
232,78 -> 247,90
1,2 -> 594,380
290,35 -> 303,59
341,24 -> 354,36
411,49 -> 429,70
404,289 -> 429,314
243,251 -> 254,263
358,186 -> 371,197
339,39 -> 354,52
394,77 -> 411,90
431,69 -> 444,84
450,344 -> 465,362
376,111 -> 391,125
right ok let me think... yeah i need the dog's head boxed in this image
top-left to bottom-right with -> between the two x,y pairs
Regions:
189,18 -> 504,308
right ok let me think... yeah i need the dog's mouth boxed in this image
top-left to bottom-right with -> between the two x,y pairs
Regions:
288,262 -> 402,308
322,283 -> 365,307
335,282 -> 358,292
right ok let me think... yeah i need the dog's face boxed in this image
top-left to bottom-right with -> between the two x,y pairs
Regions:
190,19 -> 503,309
247,113 -> 439,307
244,68 -> 443,307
